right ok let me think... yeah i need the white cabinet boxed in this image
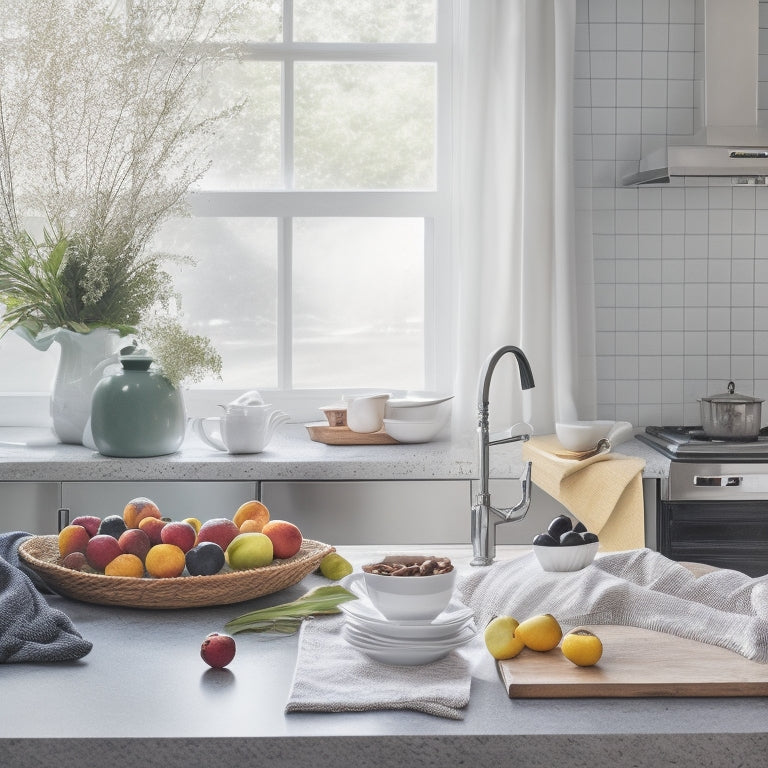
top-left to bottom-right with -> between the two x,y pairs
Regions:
0,482 -> 61,534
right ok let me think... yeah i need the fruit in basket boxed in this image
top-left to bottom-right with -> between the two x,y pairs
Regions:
123,497 -> 162,529
61,551 -> 90,571
233,500 -> 270,531
85,534 -> 123,572
98,514 -> 128,539
561,628 -> 603,667
261,520 -> 302,559
160,521 -> 198,553
185,542 -> 226,576
484,615 -> 526,660
70,515 -> 101,537
201,632 -> 236,669
105,553 -> 145,578
197,518 -> 240,551
58,524 -> 90,557
138,516 -> 167,545
118,528 -> 152,562
514,613 -> 563,652
183,517 -> 202,535
226,532 -> 274,570
145,543 -> 186,578
319,552 -> 353,581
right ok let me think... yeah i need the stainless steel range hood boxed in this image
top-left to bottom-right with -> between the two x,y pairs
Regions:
622,0 -> 768,186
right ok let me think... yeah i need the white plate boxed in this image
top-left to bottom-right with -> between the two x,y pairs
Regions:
343,621 -> 476,650
339,573 -> 474,635
341,624 -> 475,666
343,611 -> 475,642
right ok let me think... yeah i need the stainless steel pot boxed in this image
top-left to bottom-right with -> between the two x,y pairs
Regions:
699,381 -> 763,440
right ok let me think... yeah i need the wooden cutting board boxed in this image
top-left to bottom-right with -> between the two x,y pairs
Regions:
499,624 -> 768,698
305,423 -> 399,445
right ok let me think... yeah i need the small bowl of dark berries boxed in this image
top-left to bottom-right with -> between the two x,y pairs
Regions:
532,514 -> 599,572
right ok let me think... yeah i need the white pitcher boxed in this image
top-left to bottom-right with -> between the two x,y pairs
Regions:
192,405 -> 289,454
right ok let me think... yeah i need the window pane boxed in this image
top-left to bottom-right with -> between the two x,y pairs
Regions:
154,218 -> 278,389
206,0 -> 283,42
292,218 -> 424,389
196,61 -> 282,190
294,62 -> 435,189
293,0 -> 436,43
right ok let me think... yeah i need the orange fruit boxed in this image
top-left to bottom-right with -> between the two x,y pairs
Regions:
105,553 -> 145,578
145,544 -> 186,578
123,497 -> 162,529
233,500 -> 270,531
239,518 -> 264,533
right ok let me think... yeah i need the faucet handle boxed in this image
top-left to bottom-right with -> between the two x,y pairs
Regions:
489,422 -> 534,446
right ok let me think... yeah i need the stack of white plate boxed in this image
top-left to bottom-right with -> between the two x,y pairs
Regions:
339,573 -> 476,665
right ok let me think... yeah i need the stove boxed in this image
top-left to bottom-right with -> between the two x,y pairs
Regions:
638,426 -> 768,576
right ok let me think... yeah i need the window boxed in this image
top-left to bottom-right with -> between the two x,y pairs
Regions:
0,0 -> 454,422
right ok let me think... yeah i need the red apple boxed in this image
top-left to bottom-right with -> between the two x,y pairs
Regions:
261,520 -> 303,559
70,515 -> 101,537
118,528 -> 152,562
200,632 -> 236,669
160,521 -> 197,553
85,534 -> 123,572
197,518 -> 240,552
138,516 -> 167,546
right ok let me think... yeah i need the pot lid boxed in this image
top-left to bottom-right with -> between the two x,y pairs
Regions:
700,381 -> 764,404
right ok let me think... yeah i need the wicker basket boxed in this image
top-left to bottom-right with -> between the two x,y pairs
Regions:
19,535 -> 334,609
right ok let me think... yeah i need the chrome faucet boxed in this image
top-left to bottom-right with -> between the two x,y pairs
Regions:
470,345 -> 535,566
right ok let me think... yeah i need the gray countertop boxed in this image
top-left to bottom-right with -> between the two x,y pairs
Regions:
0,545 -> 765,768
0,424 -> 670,482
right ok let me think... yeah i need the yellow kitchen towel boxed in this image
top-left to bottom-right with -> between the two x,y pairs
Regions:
522,434 -> 646,551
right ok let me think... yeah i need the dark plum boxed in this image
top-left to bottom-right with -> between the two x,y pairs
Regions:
547,514 -> 573,540
185,541 -> 225,576
533,533 -> 559,547
582,532 -> 600,544
573,521 -> 587,534
98,514 -> 128,539
560,530 -> 584,546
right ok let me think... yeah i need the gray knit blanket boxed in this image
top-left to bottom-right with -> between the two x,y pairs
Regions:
0,531 -> 92,663
459,549 -> 768,662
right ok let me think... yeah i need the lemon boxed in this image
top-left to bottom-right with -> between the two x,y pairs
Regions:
514,613 -> 563,652
319,553 -> 353,581
561,628 -> 603,666
484,615 -> 525,660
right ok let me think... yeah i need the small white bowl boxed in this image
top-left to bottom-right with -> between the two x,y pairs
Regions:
383,418 -> 444,443
533,541 -> 599,572
384,397 -> 452,423
362,558 -> 456,621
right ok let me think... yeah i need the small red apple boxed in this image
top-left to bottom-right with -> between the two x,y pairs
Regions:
200,632 -> 236,669
261,520 -> 303,559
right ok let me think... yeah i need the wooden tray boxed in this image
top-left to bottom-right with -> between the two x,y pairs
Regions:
498,624 -> 768,698
19,535 -> 334,610
306,422 -> 399,445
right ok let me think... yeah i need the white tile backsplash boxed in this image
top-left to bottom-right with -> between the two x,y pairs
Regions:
579,0 -> 768,424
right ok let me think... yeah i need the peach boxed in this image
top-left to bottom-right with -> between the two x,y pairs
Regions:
197,518 -> 240,552
232,500 -> 270,531
261,520 -> 303,559
85,534 -> 123,572
70,515 -> 101,537
138,516 -> 167,546
58,524 -> 91,558
160,521 -> 197,553
118,528 -> 152,562
123,497 -> 162,529
61,551 -> 89,571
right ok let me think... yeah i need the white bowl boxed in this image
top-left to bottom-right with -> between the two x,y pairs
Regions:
362,557 -> 456,621
533,541 -> 599,572
555,420 -> 633,452
384,397 -> 452,423
383,418 -> 444,443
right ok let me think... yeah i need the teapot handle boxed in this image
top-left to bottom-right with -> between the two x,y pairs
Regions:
191,417 -> 227,452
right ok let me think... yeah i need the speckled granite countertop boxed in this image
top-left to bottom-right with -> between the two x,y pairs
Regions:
0,425 -> 670,482
0,425 -> 670,483
1,545 -> 764,768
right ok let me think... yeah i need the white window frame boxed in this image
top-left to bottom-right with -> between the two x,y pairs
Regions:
0,0 -> 456,426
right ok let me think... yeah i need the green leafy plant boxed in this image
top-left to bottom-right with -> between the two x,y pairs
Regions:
0,0 -> 245,380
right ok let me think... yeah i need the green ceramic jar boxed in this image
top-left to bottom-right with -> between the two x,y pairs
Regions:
90,354 -> 186,457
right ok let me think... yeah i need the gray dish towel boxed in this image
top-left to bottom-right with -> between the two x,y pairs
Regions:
0,531 -> 92,663
285,614 -> 471,720
459,549 -> 768,662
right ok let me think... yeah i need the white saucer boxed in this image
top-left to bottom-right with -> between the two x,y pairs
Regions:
343,621 -> 476,650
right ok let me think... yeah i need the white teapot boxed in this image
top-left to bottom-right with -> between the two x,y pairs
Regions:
192,404 -> 289,454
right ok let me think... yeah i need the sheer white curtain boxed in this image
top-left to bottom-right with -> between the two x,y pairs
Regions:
451,0 -> 594,437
